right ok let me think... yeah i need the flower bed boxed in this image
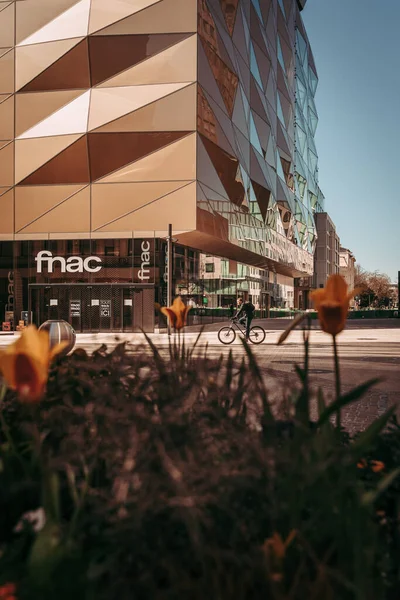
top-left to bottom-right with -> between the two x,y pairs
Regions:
0,275 -> 398,599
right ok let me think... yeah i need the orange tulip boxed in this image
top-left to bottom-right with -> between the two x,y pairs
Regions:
0,325 -> 67,402
263,530 -> 297,560
310,274 -> 358,336
371,460 -> 385,473
160,297 -> 191,331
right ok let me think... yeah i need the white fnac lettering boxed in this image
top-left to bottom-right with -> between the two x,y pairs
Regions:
138,241 -> 152,281
35,251 -> 102,274
5,271 -> 14,312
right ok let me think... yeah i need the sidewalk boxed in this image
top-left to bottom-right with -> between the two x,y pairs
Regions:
1,327 -> 400,349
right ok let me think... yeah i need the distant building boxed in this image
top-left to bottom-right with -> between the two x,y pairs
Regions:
339,247 -> 356,304
313,213 -> 340,288
294,212 -> 340,309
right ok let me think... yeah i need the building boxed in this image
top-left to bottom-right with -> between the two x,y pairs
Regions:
295,212 -> 340,309
339,247 -> 356,303
313,212 -> 340,288
0,0 -> 323,332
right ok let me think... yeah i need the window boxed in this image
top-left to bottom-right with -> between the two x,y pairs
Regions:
221,260 -> 229,277
205,263 -> 215,273
105,245 -> 115,256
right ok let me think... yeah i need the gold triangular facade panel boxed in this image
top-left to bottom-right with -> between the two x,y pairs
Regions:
93,83 -> 196,132
19,186 -> 90,233
18,0 -> 91,46
0,142 -> 13,186
15,134 -> 82,182
88,83 -> 189,131
89,0 -> 161,35
15,184 -> 85,231
16,90 -> 84,137
94,0 -> 197,35
0,95 -> 14,139
0,188 -> 13,233
0,3 -> 15,48
0,49 -> 14,94
18,90 -> 90,139
99,34 -> 197,87
16,0 -> 81,45
91,180 -> 190,230
98,181 -> 196,232
99,133 -> 196,183
15,38 -> 83,91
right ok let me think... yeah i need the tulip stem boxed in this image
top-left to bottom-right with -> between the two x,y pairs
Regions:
332,334 -> 341,430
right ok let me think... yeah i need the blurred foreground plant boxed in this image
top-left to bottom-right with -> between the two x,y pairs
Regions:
280,274 -> 364,431
0,326 -> 66,402
0,320 -> 398,599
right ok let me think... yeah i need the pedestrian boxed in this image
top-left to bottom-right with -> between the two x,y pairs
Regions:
235,297 -> 255,340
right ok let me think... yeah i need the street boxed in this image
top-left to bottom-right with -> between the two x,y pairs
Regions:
1,321 -> 399,434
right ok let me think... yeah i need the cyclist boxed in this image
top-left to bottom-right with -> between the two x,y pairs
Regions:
235,297 -> 255,341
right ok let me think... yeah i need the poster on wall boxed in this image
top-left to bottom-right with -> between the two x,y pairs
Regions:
133,238 -> 155,284
100,299 -> 111,318
21,311 -> 32,324
69,300 -> 81,318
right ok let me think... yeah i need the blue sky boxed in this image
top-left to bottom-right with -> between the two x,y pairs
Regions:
302,0 -> 400,282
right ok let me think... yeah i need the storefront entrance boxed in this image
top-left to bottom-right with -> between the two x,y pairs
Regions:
29,285 -> 155,333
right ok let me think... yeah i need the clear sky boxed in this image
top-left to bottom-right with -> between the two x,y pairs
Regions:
302,0 -> 400,282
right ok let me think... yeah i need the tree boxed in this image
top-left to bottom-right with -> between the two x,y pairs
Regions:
368,272 -> 393,305
355,267 -> 395,308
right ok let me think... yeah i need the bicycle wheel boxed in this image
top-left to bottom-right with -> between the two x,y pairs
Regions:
248,325 -> 265,344
218,326 -> 236,344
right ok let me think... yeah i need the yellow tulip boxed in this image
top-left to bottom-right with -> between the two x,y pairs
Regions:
0,325 -> 67,402
160,297 -> 191,331
310,274 -> 358,337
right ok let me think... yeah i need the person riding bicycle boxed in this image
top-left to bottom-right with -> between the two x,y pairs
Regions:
234,297 -> 255,340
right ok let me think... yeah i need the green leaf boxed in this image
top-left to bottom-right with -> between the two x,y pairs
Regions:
294,364 -> 305,382
351,405 -> 397,456
317,379 -> 380,427
317,388 -> 326,420
143,331 -> 166,374
0,384 -> 6,404
232,357 -> 246,412
362,467 -> 400,506
187,327 -> 205,360
277,312 -> 307,345
240,340 -> 274,423
28,519 -> 63,585
241,338 -> 263,384
42,470 -> 61,523
224,350 -> 234,392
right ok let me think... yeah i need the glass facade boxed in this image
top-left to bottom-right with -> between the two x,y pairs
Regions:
191,0 -> 320,276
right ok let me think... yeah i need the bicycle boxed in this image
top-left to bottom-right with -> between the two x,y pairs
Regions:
217,318 -> 266,345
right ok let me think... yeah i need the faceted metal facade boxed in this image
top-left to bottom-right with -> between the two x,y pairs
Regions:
0,0 -> 321,277
0,0 -> 198,240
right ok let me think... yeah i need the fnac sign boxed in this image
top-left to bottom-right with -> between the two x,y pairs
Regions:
35,251 -> 102,273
